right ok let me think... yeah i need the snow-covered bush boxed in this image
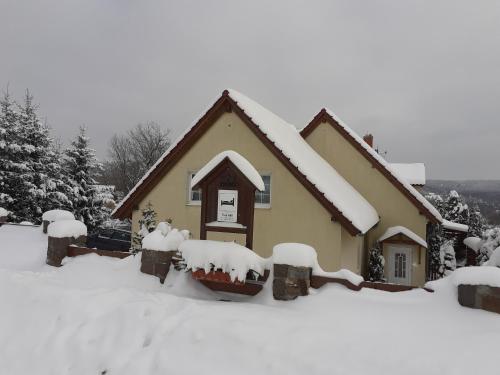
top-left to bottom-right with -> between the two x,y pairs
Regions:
484,247 -> 500,267
427,223 -> 444,279
141,222 -> 189,252
477,227 -> 500,265
132,202 -> 158,251
439,240 -> 456,276
0,207 -> 9,218
368,242 -> 385,282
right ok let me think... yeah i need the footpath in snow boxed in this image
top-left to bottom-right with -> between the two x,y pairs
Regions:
0,224 -> 499,375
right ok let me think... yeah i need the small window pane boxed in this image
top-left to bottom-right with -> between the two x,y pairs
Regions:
189,172 -> 201,202
255,175 -> 271,205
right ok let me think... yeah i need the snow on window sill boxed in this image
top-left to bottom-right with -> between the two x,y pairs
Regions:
186,201 -> 201,206
255,203 -> 271,209
206,221 -> 247,229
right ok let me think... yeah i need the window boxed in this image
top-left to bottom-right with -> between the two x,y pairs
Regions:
255,174 -> 271,208
187,172 -> 202,205
394,253 -> 407,278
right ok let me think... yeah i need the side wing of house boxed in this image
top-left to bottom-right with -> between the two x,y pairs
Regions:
301,110 -> 439,285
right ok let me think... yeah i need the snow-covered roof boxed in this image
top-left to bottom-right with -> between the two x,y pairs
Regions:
389,163 -> 426,186
378,226 -> 428,248
321,109 -> 442,224
114,89 -> 380,234
191,150 -> 265,191
463,237 -> 482,252
442,219 -> 469,233
228,90 -> 379,234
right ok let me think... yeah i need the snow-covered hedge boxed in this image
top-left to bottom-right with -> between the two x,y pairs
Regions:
484,247 -> 500,267
0,207 -> 9,217
141,222 -> 189,252
42,209 -> 75,222
47,220 -> 87,239
179,240 -> 268,283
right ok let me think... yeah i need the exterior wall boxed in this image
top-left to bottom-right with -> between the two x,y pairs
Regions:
133,111 -> 352,271
382,242 -> 427,287
340,227 -> 364,275
304,122 -> 428,280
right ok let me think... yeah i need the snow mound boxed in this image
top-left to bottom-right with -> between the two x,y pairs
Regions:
19,221 -> 34,226
273,243 -> 318,268
42,209 -> 75,222
141,224 -> 189,252
0,207 -> 9,217
179,240 -> 269,282
191,150 -> 265,191
464,237 -> 482,253
47,220 -> 87,238
427,266 -> 500,290
484,247 -> 500,267
378,226 -> 427,248
272,242 -> 364,286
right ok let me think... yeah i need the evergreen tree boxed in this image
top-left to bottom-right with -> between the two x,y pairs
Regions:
443,190 -> 469,225
0,91 -> 18,213
64,126 -> 104,230
368,242 -> 385,282
468,203 -> 486,238
427,223 -> 443,279
132,202 -> 157,251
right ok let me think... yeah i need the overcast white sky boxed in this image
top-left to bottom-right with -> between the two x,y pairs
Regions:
1,0 -> 499,179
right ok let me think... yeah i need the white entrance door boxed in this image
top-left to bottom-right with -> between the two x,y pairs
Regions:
387,245 -> 412,285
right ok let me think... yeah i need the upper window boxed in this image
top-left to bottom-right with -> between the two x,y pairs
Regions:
187,172 -> 202,205
255,174 -> 271,208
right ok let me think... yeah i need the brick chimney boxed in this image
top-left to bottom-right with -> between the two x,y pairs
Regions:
363,134 -> 373,148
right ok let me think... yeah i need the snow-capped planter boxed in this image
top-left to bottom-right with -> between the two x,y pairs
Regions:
41,209 -> 75,233
179,240 -> 268,283
140,223 -> 190,283
46,220 -> 87,267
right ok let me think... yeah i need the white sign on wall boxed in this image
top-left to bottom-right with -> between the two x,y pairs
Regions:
217,189 -> 238,223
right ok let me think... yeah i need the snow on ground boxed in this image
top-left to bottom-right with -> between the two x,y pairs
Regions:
0,224 -> 499,375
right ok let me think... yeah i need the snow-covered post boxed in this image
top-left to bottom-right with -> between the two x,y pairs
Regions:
41,209 -> 75,234
272,244 -> 315,301
140,223 -> 189,284
0,208 -> 9,226
46,220 -> 87,267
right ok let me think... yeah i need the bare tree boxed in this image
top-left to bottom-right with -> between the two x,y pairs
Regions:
100,122 -> 171,196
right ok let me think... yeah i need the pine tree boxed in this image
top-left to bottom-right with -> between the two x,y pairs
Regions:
64,126 -> 105,231
132,202 -> 157,251
468,203 -> 486,238
444,190 -> 469,225
368,242 -> 385,282
0,91 -> 18,213
427,223 -> 443,279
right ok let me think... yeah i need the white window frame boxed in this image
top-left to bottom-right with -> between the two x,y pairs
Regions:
255,173 -> 272,209
187,171 -> 202,206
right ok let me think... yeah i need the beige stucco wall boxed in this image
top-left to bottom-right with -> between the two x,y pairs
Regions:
132,111 -> 357,272
304,122 -> 428,285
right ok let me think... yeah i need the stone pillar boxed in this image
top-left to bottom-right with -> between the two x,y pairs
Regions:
273,264 -> 312,301
458,284 -> 500,314
46,235 -> 86,267
0,216 -> 7,226
140,249 -> 176,284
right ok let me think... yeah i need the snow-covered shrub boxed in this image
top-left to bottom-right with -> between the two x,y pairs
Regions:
477,227 -> 500,265
439,240 -> 456,276
427,223 -> 444,279
484,247 -> 500,267
368,242 -> 385,282
132,202 -> 158,251
141,223 -> 189,252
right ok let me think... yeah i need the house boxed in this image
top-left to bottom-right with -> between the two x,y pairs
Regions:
112,89 -> 443,287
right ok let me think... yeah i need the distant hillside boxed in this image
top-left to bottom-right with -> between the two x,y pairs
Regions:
424,180 -> 500,225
